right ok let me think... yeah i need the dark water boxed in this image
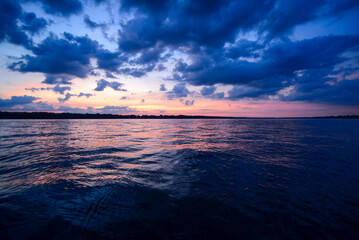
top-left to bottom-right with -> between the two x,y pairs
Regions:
0,119 -> 358,239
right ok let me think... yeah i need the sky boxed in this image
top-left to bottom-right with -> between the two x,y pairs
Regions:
0,0 -> 359,117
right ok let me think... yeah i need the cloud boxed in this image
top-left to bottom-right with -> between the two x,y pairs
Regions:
0,0 -> 31,47
156,63 -> 166,71
3,0 -> 359,108
181,99 -> 195,107
25,84 -> 71,94
199,86 -> 225,99
1,102 -> 136,114
21,12 -> 47,35
57,105 -> 86,113
0,95 -> 39,108
118,0 -> 359,53
8,33 -> 127,79
52,85 -> 71,94
174,35 -> 359,86
114,0 -> 359,105
9,33 -> 100,78
227,86 -> 266,99
1,101 -> 56,112
160,83 -> 167,91
42,74 -> 74,85
167,83 -> 190,99
212,92 -> 225,99
78,92 -> 93,98
173,35 -> 359,103
94,79 -> 127,91
58,92 -> 75,103
105,71 -> 116,78
83,14 -> 107,29
96,49 -> 125,72
90,71 -> 100,76
135,46 -> 166,64
118,64 -> 156,77
25,88 -> 40,92
279,68 -> 359,105
118,0 -> 273,52
28,0 -> 83,17
201,86 -> 216,96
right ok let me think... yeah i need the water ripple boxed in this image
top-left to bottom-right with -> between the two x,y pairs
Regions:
0,119 -> 359,239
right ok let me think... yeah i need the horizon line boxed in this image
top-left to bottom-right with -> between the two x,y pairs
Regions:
1,111 -> 359,119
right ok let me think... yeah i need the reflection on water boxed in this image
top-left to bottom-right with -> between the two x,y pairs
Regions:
0,119 -> 359,239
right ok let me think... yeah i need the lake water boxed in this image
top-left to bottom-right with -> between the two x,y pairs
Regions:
0,119 -> 358,239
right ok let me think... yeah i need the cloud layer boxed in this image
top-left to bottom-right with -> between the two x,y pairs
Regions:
1,0 -> 359,113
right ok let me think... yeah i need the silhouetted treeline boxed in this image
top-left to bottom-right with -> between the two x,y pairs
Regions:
315,115 -> 359,119
0,111 -> 237,119
0,111 -> 358,119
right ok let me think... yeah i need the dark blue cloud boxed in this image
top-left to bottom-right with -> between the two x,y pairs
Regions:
167,83 -> 190,99
120,0 -> 170,13
118,0 -> 359,53
181,99 -> 195,106
93,0 -> 107,4
94,79 -> 127,91
90,71 -> 101,76
96,50 -> 125,73
173,35 -> 359,104
156,63 -> 166,71
280,68 -> 359,105
7,30 -> 129,79
227,86 -> 266,99
225,40 -> 261,59
259,0 -> 326,37
0,101 -> 55,112
118,0 -> 274,51
118,64 -> 155,77
114,0 -> 359,103
83,14 -> 107,29
201,86 -> 216,96
105,71 -> 116,78
160,83 -> 167,91
135,46 -> 167,64
21,12 -> 47,35
9,33 -> 100,78
0,0 -> 31,47
58,92 -> 75,103
25,87 -> 40,92
52,85 -> 71,94
200,86 -> 225,99
28,0 -> 83,17
42,74 -> 73,85
0,95 -> 39,108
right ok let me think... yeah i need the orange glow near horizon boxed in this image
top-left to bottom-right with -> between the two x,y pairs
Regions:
2,77 -> 359,117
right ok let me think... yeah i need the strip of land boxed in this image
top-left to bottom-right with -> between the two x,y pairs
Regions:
0,111 -> 358,119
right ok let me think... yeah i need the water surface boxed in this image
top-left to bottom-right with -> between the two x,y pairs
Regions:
0,119 -> 358,239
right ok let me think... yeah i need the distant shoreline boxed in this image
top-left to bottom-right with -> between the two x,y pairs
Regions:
0,111 -> 358,119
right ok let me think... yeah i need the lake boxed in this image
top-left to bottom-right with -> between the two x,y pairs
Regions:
0,119 -> 358,239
